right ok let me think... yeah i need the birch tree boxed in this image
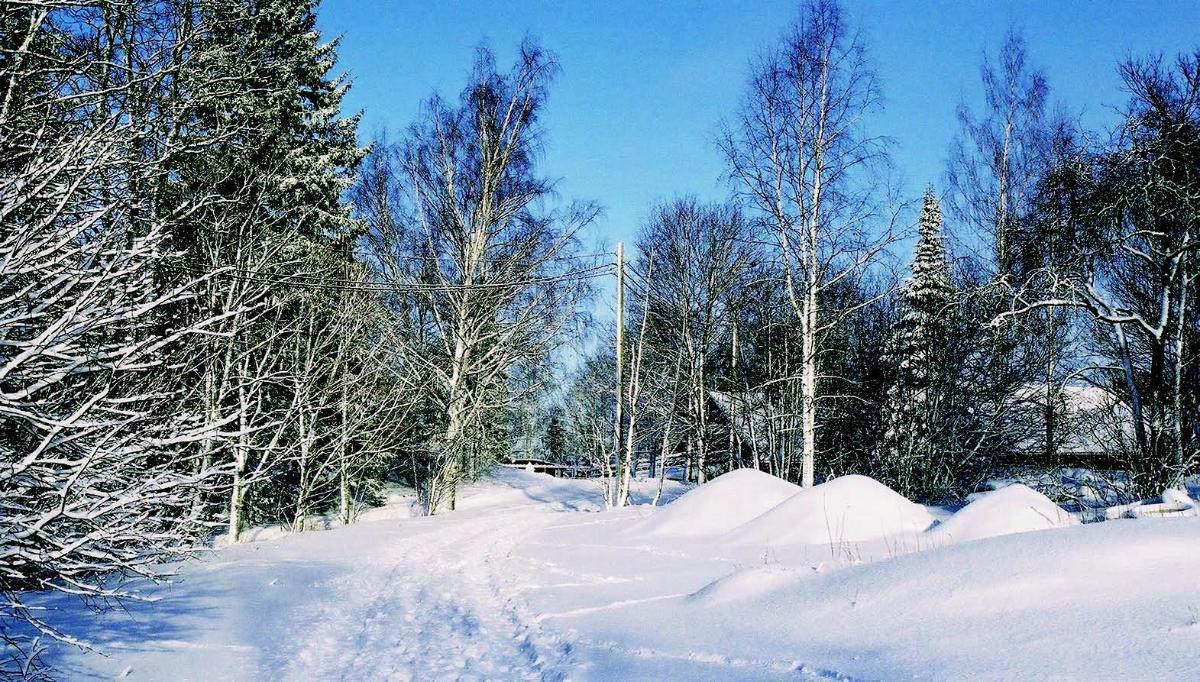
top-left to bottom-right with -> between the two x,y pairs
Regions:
361,42 -> 599,513
948,29 -> 1050,279
630,200 -> 756,484
948,29 -> 1074,465
1007,53 -> 1200,496
720,0 -> 894,487
276,256 -> 420,530
0,1 -> 231,660
563,351 -> 619,507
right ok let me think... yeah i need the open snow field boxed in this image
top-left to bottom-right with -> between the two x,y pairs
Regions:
29,468 -> 1200,681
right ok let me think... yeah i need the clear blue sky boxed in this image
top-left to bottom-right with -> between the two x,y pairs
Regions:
317,0 -> 1200,255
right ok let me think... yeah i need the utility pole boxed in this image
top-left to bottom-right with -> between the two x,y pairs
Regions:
614,242 -> 625,475
729,320 -> 739,468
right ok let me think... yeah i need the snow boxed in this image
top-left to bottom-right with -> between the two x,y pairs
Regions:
212,468 -> 687,546
730,474 -> 937,546
647,517 -> 1200,680
1161,487 -> 1195,508
927,483 -> 1079,544
630,468 -> 801,537
455,466 -> 682,512
21,467 -> 1200,680
1124,487 -> 1199,519
686,565 -> 818,607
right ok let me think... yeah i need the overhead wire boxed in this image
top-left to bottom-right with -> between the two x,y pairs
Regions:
379,250 -> 614,264
168,261 -> 616,294
170,246 -> 698,316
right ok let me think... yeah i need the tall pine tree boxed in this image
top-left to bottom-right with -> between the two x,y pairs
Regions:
163,0 -> 367,539
168,0 -> 364,245
879,189 -> 958,500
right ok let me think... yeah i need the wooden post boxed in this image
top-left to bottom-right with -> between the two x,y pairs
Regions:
729,320 -> 739,468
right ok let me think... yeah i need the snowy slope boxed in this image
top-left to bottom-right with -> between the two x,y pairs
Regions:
605,518 -> 1200,680
25,468 -> 1200,681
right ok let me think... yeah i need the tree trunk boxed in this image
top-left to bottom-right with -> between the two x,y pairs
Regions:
228,358 -> 251,543
800,285 -> 818,488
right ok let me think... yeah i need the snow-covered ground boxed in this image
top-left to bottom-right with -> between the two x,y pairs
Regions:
25,468 -> 1200,680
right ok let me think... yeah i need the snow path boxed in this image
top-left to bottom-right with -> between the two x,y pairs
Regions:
32,471 -> 1198,680
27,472 -> 705,681
515,513 -> 855,681
275,507 -> 839,681
280,508 -> 574,681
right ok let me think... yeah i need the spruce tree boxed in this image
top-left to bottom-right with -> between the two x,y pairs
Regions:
162,0 -> 367,538
171,0 -> 364,245
228,0 -> 364,240
879,189 -> 958,500
545,412 -> 567,463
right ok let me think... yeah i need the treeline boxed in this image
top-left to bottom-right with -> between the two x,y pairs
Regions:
3,0 -> 1199,672
560,2 -> 1200,509
0,0 -> 370,663
2,1 -> 603,665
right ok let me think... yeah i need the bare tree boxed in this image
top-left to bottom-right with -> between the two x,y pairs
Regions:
948,29 -> 1077,466
360,42 -> 599,514
280,255 -> 420,530
629,200 -> 756,484
720,0 -> 895,487
0,1 -> 232,656
1004,53 -> 1200,496
947,29 -> 1051,278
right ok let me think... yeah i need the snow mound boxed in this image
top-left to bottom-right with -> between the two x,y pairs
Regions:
928,484 -> 1078,544
731,475 -> 936,546
677,518 -> 1200,681
632,469 -> 801,537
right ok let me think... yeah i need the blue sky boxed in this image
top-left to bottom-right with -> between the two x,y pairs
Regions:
317,0 -> 1200,256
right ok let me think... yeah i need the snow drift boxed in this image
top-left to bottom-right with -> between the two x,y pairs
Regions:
928,483 -> 1078,544
665,516 -> 1200,680
730,474 -> 936,546
29,464 -> 1200,680
632,468 -> 801,537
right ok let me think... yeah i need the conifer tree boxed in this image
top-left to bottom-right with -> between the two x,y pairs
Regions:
168,0 -> 364,242
879,190 -> 957,499
164,0 -> 368,539
545,411 -> 567,463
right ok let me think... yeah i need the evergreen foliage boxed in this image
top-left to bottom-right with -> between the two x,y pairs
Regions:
545,412 -> 567,463
878,190 -> 960,500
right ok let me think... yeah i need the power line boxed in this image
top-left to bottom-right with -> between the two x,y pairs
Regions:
378,250 -> 614,264
622,268 -> 653,294
169,262 -> 616,294
621,270 -> 681,309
